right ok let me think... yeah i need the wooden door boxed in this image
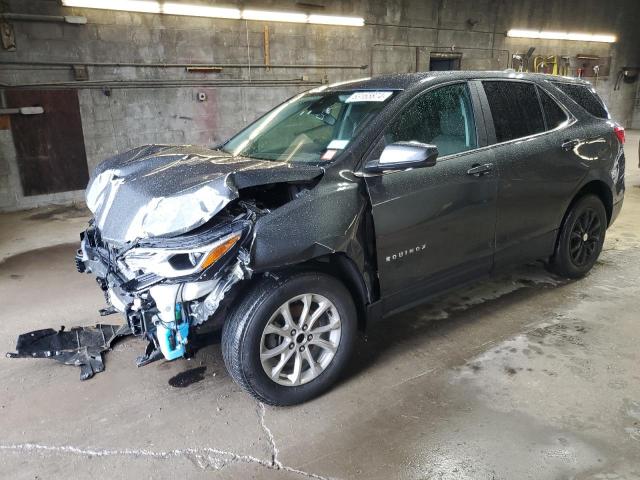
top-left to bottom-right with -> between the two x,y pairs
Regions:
6,89 -> 89,196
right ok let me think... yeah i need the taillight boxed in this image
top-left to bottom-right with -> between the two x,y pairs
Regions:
614,125 -> 625,144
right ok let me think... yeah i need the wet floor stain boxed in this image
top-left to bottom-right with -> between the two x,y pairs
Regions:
470,363 -> 482,373
623,399 -> 640,441
504,366 -> 518,375
168,366 -> 207,388
454,318 -> 591,385
529,321 -> 588,347
414,264 -> 566,324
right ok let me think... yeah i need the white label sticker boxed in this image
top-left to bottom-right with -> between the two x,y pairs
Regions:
321,150 -> 338,161
327,139 -> 349,150
345,91 -> 393,103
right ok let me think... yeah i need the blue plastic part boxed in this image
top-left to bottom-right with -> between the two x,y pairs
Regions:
156,304 -> 190,360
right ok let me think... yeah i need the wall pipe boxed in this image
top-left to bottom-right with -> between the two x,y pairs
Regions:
0,79 -> 322,90
0,60 -> 368,70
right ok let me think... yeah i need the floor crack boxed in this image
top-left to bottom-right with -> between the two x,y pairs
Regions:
0,443 -> 270,470
256,402 -> 334,479
0,442 -> 333,479
258,401 -> 281,468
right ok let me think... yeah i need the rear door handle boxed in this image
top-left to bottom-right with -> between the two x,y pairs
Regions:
561,139 -> 580,151
466,163 -> 494,176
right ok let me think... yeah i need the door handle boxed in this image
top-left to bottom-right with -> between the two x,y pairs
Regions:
466,163 -> 494,176
561,139 -> 580,151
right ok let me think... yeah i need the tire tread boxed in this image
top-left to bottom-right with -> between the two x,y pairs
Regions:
222,275 -> 278,404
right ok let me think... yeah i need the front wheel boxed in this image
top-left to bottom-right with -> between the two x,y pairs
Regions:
547,194 -> 607,278
222,271 -> 357,406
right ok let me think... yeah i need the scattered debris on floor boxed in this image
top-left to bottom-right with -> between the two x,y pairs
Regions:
6,324 -> 131,380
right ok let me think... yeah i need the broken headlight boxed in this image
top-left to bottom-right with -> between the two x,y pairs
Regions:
123,231 -> 242,278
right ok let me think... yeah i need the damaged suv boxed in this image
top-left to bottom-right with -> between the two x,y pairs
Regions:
74,71 -> 624,405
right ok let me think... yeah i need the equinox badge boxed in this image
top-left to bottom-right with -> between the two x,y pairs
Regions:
386,244 -> 426,262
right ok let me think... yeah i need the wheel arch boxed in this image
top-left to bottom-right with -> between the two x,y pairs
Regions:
552,179 -> 612,257
251,253 -> 372,332
567,180 -> 613,226
297,253 -> 371,331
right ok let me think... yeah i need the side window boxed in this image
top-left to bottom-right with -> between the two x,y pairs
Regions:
551,82 -> 608,119
384,83 -> 477,157
482,81 -> 545,143
538,87 -> 568,130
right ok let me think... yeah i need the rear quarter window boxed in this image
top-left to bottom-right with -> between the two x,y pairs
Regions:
551,82 -> 608,119
482,81 -> 545,143
538,87 -> 568,130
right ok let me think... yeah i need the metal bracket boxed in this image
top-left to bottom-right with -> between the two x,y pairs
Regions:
136,337 -> 163,367
0,107 -> 44,115
0,21 -> 15,50
73,64 -> 89,81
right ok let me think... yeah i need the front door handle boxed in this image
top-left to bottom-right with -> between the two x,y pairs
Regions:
561,139 -> 580,151
467,163 -> 494,176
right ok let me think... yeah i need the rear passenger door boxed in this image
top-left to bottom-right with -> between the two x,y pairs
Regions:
479,80 -> 586,268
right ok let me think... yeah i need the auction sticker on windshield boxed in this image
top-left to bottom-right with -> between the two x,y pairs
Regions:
346,91 -> 393,103
327,139 -> 349,150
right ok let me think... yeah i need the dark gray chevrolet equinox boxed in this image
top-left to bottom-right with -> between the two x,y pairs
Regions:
76,71 -> 625,405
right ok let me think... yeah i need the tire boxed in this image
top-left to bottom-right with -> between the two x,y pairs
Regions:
547,194 -> 607,278
221,271 -> 357,406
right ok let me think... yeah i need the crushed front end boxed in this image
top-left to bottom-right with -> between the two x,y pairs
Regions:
8,144 -> 324,378
75,201 -> 258,367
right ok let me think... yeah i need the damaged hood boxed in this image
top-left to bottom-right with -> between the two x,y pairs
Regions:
86,145 -> 324,243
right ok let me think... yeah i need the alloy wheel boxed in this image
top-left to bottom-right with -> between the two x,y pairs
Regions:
569,208 -> 602,267
260,293 -> 342,386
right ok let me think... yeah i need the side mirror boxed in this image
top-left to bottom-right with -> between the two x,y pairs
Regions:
364,142 -> 439,173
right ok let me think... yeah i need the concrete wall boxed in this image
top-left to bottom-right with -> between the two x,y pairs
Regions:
1,0 -> 639,210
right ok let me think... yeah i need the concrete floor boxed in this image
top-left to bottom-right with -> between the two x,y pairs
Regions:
1,134 -> 639,480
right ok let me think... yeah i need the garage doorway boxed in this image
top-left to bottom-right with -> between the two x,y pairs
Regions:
6,89 -> 89,196
429,53 -> 462,71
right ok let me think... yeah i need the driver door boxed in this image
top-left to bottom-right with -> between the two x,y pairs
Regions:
363,82 -> 498,313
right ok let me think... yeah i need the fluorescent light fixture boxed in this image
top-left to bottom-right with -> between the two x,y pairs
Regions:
507,29 -> 616,43
162,4 -> 240,19
62,0 -> 241,18
61,0 -> 364,26
62,0 -> 161,14
242,9 -> 307,23
308,14 -> 365,27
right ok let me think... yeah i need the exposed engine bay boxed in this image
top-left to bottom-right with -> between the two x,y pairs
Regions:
75,199 -> 259,368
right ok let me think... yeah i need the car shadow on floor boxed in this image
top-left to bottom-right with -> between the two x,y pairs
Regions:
342,264 -> 575,383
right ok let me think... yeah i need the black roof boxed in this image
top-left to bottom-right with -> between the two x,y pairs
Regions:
324,70 -> 592,92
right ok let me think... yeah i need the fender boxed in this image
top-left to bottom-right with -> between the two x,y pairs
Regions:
250,170 -> 369,272
249,169 -> 378,322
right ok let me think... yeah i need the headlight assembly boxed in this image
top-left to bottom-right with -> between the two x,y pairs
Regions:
123,231 -> 242,278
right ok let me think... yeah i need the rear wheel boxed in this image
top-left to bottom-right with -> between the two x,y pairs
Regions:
547,194 -> 607,278
221,271 -> 357,406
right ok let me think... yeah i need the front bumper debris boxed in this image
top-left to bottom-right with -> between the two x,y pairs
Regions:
8,202 -> 258,380
7,324 -> 131,380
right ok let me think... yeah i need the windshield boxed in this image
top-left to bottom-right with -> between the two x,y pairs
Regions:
222,90 -> 397,163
